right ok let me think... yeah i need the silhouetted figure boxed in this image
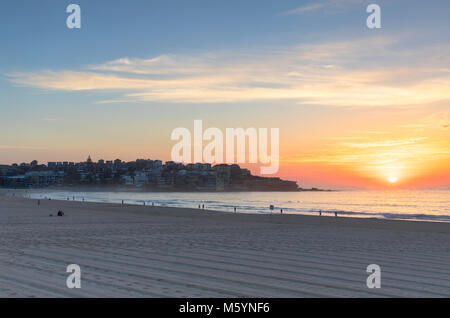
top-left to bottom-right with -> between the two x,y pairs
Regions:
122,200 -> 124,205
57,210 -> 64,216
198,204 -> 201,209
319,210 -> 322,216
280,209 -> 283,214
234,207 -> 237,213
143,201 -> 145,206
202,204 -> 205,210
37,199 -> 40,206
335,211 -> 338,217
152,202 -> 154,206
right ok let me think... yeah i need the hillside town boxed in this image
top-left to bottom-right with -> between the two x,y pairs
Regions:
0,156 -> 298,191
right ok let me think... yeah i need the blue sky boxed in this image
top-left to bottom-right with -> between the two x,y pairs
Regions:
1,0 -> 449,187
1,0 -> 448,70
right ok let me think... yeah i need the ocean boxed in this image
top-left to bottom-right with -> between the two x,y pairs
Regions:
26,189 -> 450,222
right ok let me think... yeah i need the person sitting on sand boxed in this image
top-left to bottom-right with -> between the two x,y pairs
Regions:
57,210 -> 64,216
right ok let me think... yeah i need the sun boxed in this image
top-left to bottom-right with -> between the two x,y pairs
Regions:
388,176 -> 398,183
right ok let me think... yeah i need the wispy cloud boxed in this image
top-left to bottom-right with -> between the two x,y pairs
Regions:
7,36 -> 450,107
0,145 -> 44,150
42,117 -> 64,122
281,0 -> 362,16
281,3 -> 325,15
340,137 -> 427,149
351,130 -> 387,135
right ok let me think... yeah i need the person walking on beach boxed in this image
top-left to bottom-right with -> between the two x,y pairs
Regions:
319,210 -> 322,216
335,211 -> 338,217
234,207 -> 237,213
202,204 -> 205,210
280,209 -> 283,214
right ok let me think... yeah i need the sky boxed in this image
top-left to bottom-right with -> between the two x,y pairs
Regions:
0,0 -> 449,188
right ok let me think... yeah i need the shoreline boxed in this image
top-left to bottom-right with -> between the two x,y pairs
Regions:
3,188 -> 450,231
12,188 -> 450,224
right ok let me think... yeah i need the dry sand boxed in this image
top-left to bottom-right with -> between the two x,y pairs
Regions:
0,189 -> 449,297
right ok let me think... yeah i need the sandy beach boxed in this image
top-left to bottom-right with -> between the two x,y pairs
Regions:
0,189 -> 449,298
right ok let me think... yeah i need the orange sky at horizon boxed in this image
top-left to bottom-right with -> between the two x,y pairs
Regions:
1,107 -> 449,190
276,125 -> 450,188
